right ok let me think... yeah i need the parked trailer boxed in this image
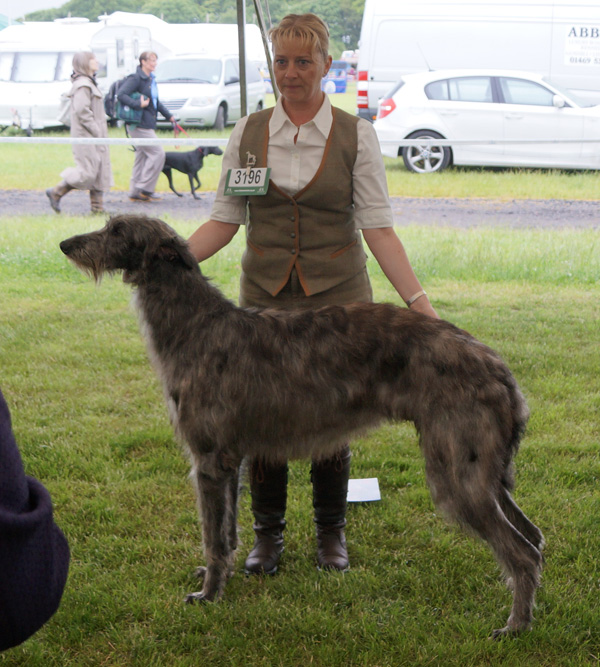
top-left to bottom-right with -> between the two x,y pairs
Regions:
357,0 -> 600,121
0,11 -> 267,133
0,15 -> 156,132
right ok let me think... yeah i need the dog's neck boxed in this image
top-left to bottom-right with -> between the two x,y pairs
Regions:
133,265 -> 235,357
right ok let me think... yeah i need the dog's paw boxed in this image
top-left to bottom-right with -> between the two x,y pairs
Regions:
490,623 -> 530,640
184,591 -> 211,604
194,566 -> 207,580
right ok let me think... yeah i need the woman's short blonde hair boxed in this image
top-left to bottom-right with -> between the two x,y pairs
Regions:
269,13 -> 330,63
72,51 -> 97,78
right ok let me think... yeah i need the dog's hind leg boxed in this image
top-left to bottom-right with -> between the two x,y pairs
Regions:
185,455 -> 239,604
190,174 -> 201,199
422,431 -> 542,637
498,485 -> 544,552
478,504 -> 543,638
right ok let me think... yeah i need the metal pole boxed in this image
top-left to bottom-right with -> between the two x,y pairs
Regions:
237,0 -> 248,117
253,0 -> 278,100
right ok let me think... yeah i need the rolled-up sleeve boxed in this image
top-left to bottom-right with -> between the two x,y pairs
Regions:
353,119 -> 394,230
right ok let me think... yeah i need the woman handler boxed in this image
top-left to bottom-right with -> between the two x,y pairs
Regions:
187,13 -> 437,576
46,51 -> 112,214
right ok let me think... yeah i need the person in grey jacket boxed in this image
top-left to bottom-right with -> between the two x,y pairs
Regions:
46,51 -> 113,214
0,387 -> 70,652
117,51 -> 174,201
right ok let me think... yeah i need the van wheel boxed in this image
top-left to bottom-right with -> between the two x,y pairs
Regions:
402,131 -> 451,173
214,105 -> 226,131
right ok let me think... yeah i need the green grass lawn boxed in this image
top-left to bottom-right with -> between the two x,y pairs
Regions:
1,215 -> 599,665
1,82 -> 598,199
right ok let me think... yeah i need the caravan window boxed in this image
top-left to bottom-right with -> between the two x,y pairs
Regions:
57,53 -> 76,81
12,52 -> 74,82
14,53 -> 57,82
0,53 -> 14,81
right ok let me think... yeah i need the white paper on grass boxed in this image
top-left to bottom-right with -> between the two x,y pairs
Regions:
347,478 -> 381,503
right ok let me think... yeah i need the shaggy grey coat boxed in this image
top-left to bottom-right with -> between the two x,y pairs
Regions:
59,215 -> 544,639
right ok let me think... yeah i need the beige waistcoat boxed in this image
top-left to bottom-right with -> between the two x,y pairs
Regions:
239,107 -> 368,297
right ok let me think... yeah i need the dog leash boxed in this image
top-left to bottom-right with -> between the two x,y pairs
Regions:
172,122 -> 190,149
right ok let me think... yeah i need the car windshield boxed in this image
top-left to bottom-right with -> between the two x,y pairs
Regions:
155,59 -> 222,84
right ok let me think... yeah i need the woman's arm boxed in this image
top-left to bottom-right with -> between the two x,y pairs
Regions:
362,227 -> 438,318
187,219 -> 240,263
71,86 -> 99,137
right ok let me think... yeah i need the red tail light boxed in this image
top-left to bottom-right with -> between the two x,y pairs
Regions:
357,70 -> 369,109
377,97 -> 396,119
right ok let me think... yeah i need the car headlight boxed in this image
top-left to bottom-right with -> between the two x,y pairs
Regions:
189,96 -> 214,107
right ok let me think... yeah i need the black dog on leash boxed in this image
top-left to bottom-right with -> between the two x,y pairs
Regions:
162,146 -> 223,199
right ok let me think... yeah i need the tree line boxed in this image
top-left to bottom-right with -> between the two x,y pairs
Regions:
24,0 -> 365,55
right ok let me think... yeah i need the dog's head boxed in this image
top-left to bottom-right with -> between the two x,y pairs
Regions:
200,146 -> 224,157
60,215 -> 198,285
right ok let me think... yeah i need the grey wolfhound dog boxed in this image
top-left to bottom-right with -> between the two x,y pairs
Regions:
60,214 -> 544,637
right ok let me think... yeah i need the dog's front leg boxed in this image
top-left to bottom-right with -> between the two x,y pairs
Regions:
163,167 -> 183,197
185,456 -> 237,604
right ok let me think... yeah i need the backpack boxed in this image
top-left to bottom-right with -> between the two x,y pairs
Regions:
104,74 -> 143,124
57,92 -> 71,127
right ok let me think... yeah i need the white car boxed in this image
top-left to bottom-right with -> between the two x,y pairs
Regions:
155,54 -> 266,131
373,69 -> 600,173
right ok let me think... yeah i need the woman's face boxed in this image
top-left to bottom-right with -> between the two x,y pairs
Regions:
273,41 -> 331,107
89,57 -> 99,74
141,54 -> 158,75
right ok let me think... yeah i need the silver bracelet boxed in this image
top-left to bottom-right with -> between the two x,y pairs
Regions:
406,290 -> 427,307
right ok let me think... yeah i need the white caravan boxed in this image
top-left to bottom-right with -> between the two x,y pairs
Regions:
0,12 -> 267,132
357,0 -> 600,120
0,15 -> 155,132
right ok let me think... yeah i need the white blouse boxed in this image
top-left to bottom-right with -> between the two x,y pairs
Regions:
210,95 -> 394,230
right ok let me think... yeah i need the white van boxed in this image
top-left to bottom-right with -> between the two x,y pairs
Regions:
155,54 -> 266,130
357,0 -> 600,120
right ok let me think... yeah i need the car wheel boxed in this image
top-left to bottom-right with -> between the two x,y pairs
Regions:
402,131 -> 451,173
256,101 -> 263,112
214,105 -> 226,131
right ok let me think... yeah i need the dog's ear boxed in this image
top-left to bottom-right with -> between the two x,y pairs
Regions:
156,236 -> 198,271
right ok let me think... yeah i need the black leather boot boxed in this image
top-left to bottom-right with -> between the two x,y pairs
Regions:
312,445 -> 351,571
244,458 -> 287,575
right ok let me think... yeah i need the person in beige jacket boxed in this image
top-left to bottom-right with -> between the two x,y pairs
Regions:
46,52 -> 113,214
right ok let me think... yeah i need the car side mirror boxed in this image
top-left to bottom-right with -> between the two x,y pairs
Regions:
225,76 -> 240,85
553,94 -> 566,108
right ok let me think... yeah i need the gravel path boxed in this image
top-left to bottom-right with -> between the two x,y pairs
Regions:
0,189 -> 598,229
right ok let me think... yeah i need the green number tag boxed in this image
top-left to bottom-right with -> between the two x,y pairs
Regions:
224,168 -> 270,196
